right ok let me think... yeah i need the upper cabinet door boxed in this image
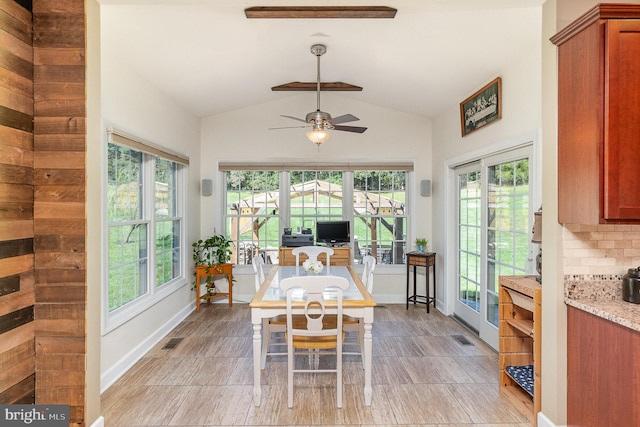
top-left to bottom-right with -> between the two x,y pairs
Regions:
603,19 -> 640,221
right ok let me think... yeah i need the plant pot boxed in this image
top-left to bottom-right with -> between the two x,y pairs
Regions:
417,245 -> 425,253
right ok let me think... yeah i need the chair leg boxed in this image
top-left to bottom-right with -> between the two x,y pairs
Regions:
337,345 -> 343,408
288,345 -> 294,408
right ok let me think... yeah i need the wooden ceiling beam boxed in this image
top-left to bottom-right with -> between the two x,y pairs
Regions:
245,6 -> 397,19
271,82 -> 363,92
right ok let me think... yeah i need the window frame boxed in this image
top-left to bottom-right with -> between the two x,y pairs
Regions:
103,133 -> 189,334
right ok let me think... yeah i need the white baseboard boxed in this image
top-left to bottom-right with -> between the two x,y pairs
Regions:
100,302 -> 193,393
90,416 -> 105,427
538,411 -> 564,427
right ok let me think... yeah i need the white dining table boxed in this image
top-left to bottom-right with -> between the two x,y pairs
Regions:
249,265 -> 376,406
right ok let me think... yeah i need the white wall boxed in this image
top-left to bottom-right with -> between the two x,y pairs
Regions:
430,35 -> 543,315
200,93 -> 432,302
99,47 -> 201,389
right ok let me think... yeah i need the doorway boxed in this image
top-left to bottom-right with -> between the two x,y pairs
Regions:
453,146 -> 534,349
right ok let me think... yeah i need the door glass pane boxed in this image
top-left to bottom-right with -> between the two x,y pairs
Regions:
458,170 -> 481,312
486,158 -> 529,326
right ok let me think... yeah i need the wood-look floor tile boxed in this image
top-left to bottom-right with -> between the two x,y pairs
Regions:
226,357 -> 254,385
165,336 -> 218,357
454,355 -> 500,384
169,385 -> 253,426
332,384 -> 397,425
204,336 -> 252,358
371,356 -> 413,385
401,356 -> 475,384
445,383 -> 530,424
373,336 -> 425,357
413,335 -> 474,357
384,383 -> 473,424
104,385 -> 192,426
186,357 -> 239,386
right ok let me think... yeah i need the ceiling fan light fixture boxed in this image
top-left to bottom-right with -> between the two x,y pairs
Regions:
306,129 -> 331,146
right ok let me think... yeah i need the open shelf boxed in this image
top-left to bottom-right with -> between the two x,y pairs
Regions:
499,275 -> 541,426
506,318 -> 534,337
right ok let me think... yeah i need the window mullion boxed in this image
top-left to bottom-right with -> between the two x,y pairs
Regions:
144,154 -> 156,293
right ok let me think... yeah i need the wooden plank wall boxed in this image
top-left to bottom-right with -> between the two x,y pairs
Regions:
33,0 -> 86,425
1,0 -> 88,424
0,0 -> 36,405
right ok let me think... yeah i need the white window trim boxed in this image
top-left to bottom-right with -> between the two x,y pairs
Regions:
102,133 -> 189,334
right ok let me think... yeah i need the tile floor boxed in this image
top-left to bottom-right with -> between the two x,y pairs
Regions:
101,304 -> 532,427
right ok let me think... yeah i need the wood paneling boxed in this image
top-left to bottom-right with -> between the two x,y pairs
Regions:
31,1 -> 86,422
1,0 -> 88,422
0,0 -> 35,409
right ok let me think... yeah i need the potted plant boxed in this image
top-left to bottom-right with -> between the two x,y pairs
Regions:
415,237 -> 428,253
192,233 -> 233,294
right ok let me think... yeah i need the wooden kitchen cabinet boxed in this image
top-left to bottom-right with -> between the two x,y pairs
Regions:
551,4 -> 640,224
499,275 -> 541,426
567,306 -> 640,426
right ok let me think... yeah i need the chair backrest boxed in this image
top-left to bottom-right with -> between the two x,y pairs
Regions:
291,246 -> 334,267
280,275 -> 349,338
252,254 -> 266,292
361,255 -> 376,293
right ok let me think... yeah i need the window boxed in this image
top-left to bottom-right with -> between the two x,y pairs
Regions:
353,171 -> 407,265
220,164 -> 410,266
106,129 -> 188,328
290,170 -> 344,231
225,170 -> 280,265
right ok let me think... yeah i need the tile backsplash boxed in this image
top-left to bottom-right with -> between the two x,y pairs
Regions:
563,224 -> 640,276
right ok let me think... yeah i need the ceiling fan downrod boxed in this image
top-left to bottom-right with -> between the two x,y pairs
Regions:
311,44 -> 326,113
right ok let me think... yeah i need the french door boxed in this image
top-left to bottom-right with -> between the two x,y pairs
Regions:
454,147 -> 533,349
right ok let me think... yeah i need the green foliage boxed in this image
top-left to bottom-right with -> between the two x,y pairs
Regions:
415,237 -> 428,246
192,234 -> 234,291
192,234 -> 232,266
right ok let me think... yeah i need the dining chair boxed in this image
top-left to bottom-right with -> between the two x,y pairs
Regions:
253,255 -> 287,369
361,255 -> 376,293
344,255 -> 376,367
280,275 -> 349,408
291,245 -> 334,267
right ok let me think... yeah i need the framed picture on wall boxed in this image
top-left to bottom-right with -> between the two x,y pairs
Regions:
459,77 -> 502,137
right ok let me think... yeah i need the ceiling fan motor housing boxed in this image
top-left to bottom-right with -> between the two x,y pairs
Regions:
306,110 -> 334,130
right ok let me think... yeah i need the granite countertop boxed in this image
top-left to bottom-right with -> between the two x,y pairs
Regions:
565,275 -> 640,332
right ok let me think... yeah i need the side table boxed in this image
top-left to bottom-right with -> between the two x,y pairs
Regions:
195,263 -> 233,312
406,251 -> 436,312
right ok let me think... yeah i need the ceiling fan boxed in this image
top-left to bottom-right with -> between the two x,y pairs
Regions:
271,44 -> 367,146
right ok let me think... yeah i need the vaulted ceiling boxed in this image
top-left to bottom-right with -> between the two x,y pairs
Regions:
99,0 -> 543,119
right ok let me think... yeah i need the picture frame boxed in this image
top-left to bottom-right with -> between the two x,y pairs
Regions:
460,77 -> 502,137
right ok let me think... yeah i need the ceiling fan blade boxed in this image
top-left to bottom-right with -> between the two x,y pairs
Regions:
281,114 -> 308,123
330,114 -> 360,125
268,125 -> 310,130
333,125 -> 367,134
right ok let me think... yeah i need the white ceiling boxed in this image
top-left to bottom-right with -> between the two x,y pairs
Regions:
99,0 -> 544,120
